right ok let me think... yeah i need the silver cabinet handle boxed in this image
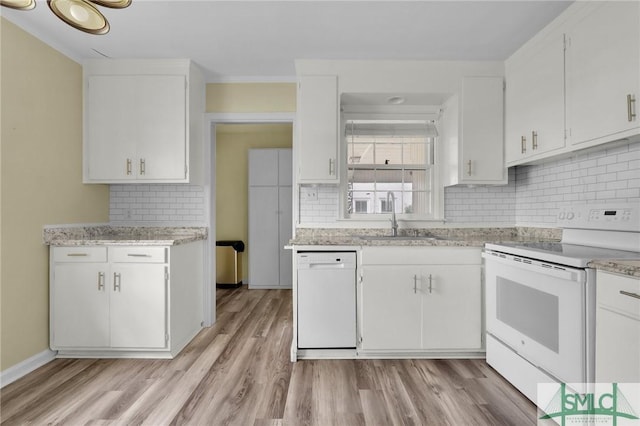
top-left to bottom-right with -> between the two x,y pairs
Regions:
467,160 -> 472,176
413,275 -> 418,294
98,272 -> 105,291
521,136 -> 527,154
620,290 -> 640,300
66,253 -> 88,257
113,272 -> 121,292
628,94 -> 636,122
428,274 -> 433,294
532,131 -> 538,150
328,158 -> 335,176
126,158 -> 132,175
127,253 -> 152,257
140,158 -> 146,175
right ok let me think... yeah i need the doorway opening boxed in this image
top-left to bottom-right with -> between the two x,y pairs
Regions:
203,113 -> 295,326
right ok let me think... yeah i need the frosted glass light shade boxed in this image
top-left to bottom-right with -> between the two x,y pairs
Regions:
0,0 -> 36,10
90,0 -> 131,8
47,0 -> 110,34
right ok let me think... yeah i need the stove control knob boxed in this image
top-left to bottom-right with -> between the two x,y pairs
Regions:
566,212 -> 575,220
559,212 -> 565,220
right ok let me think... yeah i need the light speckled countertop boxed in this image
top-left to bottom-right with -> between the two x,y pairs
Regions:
43,225 -> 208,246
290,227 -> 562,247
291,227 -> 640,276
588,259 -> 640,278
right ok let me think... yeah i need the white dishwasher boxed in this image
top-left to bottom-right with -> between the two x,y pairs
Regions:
297,251 -> 357,348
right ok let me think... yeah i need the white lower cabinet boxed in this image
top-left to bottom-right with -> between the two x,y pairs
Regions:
52,262 -> 110,348
421,266 -> 482,350
50,243 -> 203,358
110,263 -> 167,348
360,266 -> 422,350
596,270 -> 640,383
359,247 -> 483,355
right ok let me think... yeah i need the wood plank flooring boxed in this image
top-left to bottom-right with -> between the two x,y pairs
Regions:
1,287 -> 537,425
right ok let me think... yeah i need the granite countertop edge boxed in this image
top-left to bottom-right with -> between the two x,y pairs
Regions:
588,260 -> 640,278
43,225 -> 208,247
289,226 -> 562,248
290,227 -> 640,276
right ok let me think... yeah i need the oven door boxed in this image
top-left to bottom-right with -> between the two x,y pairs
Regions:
484,250 -> 588,383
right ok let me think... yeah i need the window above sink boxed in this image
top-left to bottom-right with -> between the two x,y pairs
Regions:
345,119 -> 437,217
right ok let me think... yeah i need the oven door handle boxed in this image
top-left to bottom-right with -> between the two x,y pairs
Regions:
482,251 -> 586,282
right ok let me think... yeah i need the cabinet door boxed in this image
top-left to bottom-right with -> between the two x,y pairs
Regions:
278,149 -> 293,186
596,271 -> 640,382
596,308 -> 640,383
110,264 -> 167,348
566,1 -> 640,146
460,77 -> 505,183
278,186 -> 293,288
421,266 -> 482,350
505,33 -> 565,164
248,186 -> 280,287
249,149 -> 279,186
85,74 -> 188,182
297,75 -> 338,183
51,263 -> 109,348
360,266 -> 422,350
136,75 -> 187,180
86,76 -> 137,181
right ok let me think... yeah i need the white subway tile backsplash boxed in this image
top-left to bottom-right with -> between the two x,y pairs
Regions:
110,184 -> 206,225
108,142 -> 639,228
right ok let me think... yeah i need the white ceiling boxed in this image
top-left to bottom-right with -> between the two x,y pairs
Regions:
2,0 -> 572,82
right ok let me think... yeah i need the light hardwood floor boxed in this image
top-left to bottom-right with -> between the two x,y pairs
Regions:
1,287 -> 537,425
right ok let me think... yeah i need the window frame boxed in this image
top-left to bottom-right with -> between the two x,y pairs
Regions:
339,113 -> 444,222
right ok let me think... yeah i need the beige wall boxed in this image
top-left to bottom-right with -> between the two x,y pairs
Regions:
215,124 -> 292,281
206,83 -> 296,113
0,19 -> 110,371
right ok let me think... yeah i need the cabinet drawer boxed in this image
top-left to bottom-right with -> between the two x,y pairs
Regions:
361,246 -> 481,265
598,272 -> 640,320
110,247 -> 167,263
53,247 -> 107,263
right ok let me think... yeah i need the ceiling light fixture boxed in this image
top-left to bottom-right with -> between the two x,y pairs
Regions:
387,96 -> 406,105
0,0 -> 131,35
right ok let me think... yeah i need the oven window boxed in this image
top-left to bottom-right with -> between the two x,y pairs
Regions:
496,277 -> 559,353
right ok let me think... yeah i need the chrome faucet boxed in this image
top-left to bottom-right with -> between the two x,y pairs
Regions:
387,191 -> 398,237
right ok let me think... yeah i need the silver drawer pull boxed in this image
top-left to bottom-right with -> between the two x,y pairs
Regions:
127,253 -> 152,257
98,272 -> 105,291
428,274 -> 433,294
66,253 -> 88,257
114,272 -> 121,292
620,290 -> 640,300
413,275 -> 417,294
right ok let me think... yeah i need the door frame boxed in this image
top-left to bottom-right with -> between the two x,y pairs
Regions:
202,112 -> 296,326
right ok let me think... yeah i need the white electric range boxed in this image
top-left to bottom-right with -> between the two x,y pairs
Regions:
483,203 -> 640,403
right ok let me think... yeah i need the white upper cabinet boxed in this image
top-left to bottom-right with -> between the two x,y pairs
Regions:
83,59 -> 204,184
443,76 -> 506,185
505,1 -> 640,166
296,75 -> 339,183
505,32 -> 566,165
565,1 -> 640,147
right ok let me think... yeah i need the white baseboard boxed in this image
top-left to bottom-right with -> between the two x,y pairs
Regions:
0,349 -> 57,388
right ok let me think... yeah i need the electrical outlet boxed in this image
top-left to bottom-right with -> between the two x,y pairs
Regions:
303,188 -> 318,201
